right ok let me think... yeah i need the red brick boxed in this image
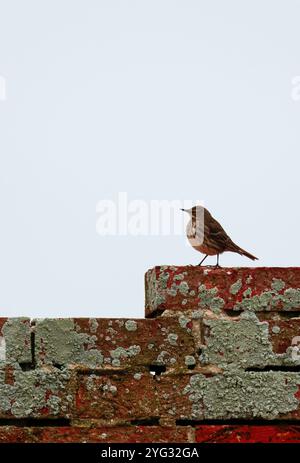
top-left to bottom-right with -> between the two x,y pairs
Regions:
34,318 -> 196,369
0,425 -> 192,443
145,266 -> 300,316
267,319 -> 300,354
195,425 -> 300,443
75,371 -> 158,423
2,424 -> 300,443
157,373 -> 199,420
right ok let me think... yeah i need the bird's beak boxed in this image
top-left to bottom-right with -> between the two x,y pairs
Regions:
180,208 -> 186,212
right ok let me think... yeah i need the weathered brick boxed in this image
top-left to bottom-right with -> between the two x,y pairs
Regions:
145,266 -> 300,316
201,312 -> 300,369
195,425 -> 300,443
158,371 -> 300,420
0,425 -> 193,443
2,424 -> 300,443
1,266 -> 300,442
34,318 -> 196,369
0,363 -> 75,419
267,318 -> 300,354
75,371 -> 158,423
0,318 -> 31,364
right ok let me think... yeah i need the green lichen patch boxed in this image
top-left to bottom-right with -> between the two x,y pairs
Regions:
271,279 -> 286,292
178,281 -> 189,296
159,271 -> 170,289
201,311 -> 300,369
167,333 -> 178,346
0,364 -> 73,418
145,269 -> 166,312
174,274 -> 185,281
178,315 -> 192,332
234,285 -> 300,312
198,284 -> 225,314
155,350 -> 177,366
1,318 -> 32,364
272,325 -> 281,334
89,318 -> 99,334
183,371 -> 300,420
154,271 -> 190,299
110,345 -> 141,367
230,279 -> 243,295
202,312 -> 278,369
35,319 -> 104,368
185,355 -> 196,366
243,288 -> 252,298
125,320 -> 137,332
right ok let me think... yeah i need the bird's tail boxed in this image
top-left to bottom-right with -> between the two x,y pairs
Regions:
228,242 -> 258,261
238,247 -> 258,261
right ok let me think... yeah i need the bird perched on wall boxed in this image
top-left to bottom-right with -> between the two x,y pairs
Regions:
181,205 -> 258,267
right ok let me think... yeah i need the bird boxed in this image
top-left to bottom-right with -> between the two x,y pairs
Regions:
181,205 -> 258,267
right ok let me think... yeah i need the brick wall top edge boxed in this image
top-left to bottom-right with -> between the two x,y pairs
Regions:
149,266 -> 300,271
145,265 -> 300,317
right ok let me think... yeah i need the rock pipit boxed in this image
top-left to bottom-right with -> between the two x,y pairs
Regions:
181,205 -> 258,266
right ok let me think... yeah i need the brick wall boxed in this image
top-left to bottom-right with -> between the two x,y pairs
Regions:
1,266 -> 300,443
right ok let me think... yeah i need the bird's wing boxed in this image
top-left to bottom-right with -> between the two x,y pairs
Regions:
206,213 -> 227,236
203,212 -> 232,251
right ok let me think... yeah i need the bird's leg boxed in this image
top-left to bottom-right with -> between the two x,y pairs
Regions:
215,254 -> 221,268
198,255 -> 208,266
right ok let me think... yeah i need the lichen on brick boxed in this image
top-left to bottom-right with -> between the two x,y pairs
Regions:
234,285 -> 300,312
272,325 -> 281,334
178,315 -> 191,332
125,320 -> 137,332
198,284 -> 225,314
201,311 -> 299,369
183,371 -> 300,420
230,279 -> 243,295
185,355 -> 196,366
145,269 -> 166,311
174,273 -> 185,281
1,318 -> 31,364
89,318 -> 99,334
178,281 -> 189,296
159,271 -> 170,289
110,345 -> 141,367
243,288 -> 252,298
156,351 -> 169,364
0,364 -> 72,418
271,279 -> 286,292
167,333 -> 178,346
35,319 -> 104,368
102,381 -> 117,395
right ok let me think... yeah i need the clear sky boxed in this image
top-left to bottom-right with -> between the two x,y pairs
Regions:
0,1 -> 299,318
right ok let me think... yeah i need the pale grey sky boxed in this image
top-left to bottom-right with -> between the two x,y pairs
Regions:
0,1 -> 299,318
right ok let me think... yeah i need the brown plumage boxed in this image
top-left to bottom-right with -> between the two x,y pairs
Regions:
181,206 -> 258,266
